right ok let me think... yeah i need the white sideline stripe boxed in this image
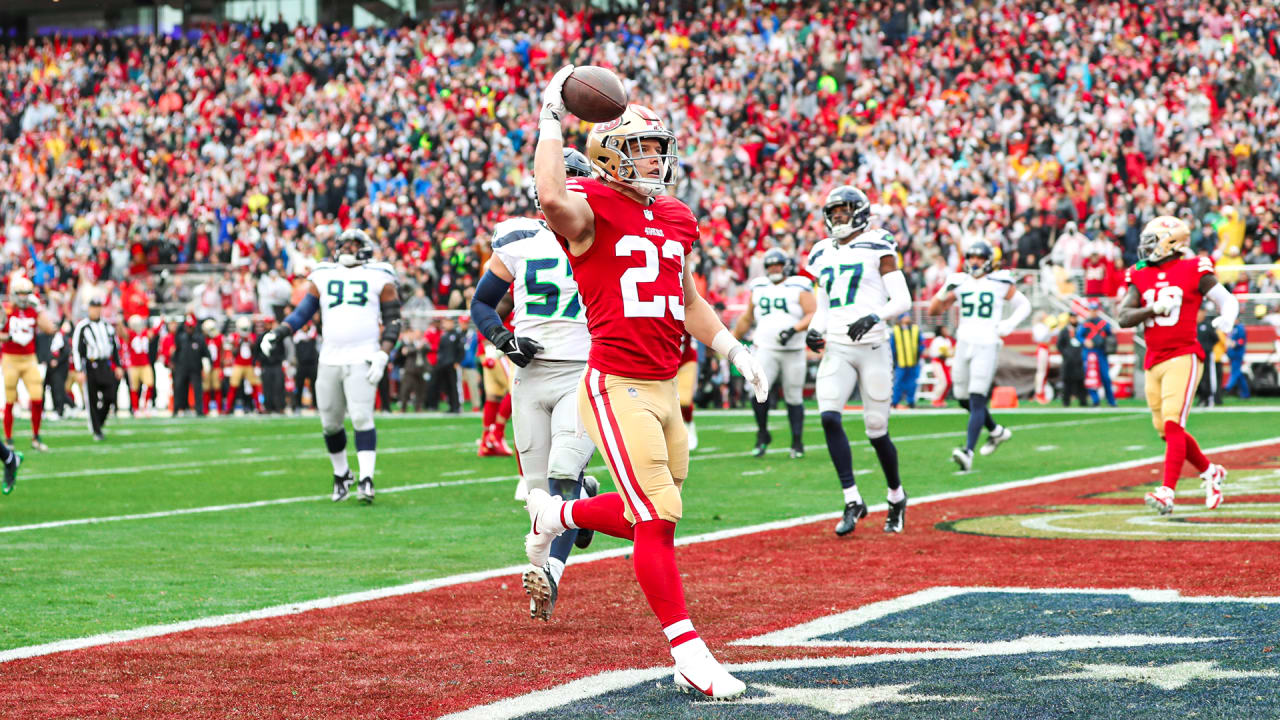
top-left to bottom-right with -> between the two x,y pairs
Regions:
3,435 -> 1276,664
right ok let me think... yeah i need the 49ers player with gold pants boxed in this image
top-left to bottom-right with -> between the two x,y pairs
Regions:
1,277 -> 55,451
124,315 -> 155,415
523,71 -> 770,700
1118,216 -> 1238,515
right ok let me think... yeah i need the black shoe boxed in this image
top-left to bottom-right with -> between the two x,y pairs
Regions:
332,471 -> 354,502
357,477 -> 375,504
2,450 -> 22,495
884,492 -> 908,533
574,475 -> 601,550
752,429 -> 772,458
93,433 -> 105,442
834,500 -> 868,536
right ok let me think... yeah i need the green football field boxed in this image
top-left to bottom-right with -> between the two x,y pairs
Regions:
2,406 -> 1278,652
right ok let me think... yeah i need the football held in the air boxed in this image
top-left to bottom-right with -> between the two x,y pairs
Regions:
4,3 -> 1280,719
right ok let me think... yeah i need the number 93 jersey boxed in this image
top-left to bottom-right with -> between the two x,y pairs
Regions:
1126,255 -> 1213,370
951,270 -> 1015,345
490,217 -> 590,362
805,229 -> 896,346
748,275 -> 811,350
307,261 -> 397,365
558,177 -> 697,380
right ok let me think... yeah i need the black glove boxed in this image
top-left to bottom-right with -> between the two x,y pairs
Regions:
777,327 -> 797,345
846,314 -> 881,343
491,328 -> 544,368
805,329 -> 826,352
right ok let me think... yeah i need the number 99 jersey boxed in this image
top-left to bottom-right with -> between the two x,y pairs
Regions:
950,270 -> 1015,345
307,261 -> 396,365
558,177 -> 697,380
1126,255 -> 1214,370
490,217 -> 590,362
747,275 -> 811,350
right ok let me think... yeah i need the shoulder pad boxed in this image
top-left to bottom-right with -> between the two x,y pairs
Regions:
312,262 -> 340,271
987,270 -> 1015,284
749,277 -> 770,289
366,261 -> 397,278
492,222 -> 544,249
785,275 -> 814,290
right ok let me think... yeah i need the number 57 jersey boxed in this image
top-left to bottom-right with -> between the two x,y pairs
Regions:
307,261 -> 397,365
490,217 -> 590,362
1126,255 -> 1213,370
558,177 -> 698,380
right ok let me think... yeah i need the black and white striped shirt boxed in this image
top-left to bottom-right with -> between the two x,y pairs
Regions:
71,318 -> 122,372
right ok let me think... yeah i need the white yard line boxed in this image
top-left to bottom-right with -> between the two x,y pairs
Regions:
2,435 -> 1275,664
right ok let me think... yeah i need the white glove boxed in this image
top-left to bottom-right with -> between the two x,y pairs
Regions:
541,64 -> 574,122
1211,316 -> 1234,334
201,358 -> 211,373
729,347 -> 770,403
366,349 -> 390,384
1151,296 -> 1177,316
260,331 -> 276,356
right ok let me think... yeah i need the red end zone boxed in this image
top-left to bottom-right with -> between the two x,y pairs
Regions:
4,444 -> 1279,719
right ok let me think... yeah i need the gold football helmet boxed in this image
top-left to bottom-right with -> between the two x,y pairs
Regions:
9,276 -> 34,308
1139,215 -> 1191,263
585,105 -> 678,197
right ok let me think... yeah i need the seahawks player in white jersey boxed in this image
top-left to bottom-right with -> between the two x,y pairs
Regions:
927,240 -> 1031,471
803,186 -> 912,535
732,248 -> 814,458
261,229 -> 400,504
471,147 -> 599,622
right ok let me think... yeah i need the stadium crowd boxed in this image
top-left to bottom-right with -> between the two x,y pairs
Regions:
2,0 -> 1280,415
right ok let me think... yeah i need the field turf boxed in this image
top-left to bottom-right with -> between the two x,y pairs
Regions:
2,405 -> 1278,654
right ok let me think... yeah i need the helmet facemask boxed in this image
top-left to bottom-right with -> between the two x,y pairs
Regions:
337,229 -> 375,267
610,132 -> 678,198
824,203 -> 857,241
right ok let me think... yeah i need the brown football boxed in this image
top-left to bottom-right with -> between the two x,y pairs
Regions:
562,66 -> 629,123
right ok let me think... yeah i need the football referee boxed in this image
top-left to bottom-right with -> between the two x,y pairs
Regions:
71,297 -> 124,441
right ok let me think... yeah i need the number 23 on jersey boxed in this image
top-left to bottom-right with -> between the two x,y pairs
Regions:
617,235 -> 685,320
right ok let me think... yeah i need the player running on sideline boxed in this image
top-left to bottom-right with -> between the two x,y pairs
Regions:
1117,216 -> 1236,514
927,240 -> 1030,471
524,67 -> 769,699
803,186 -> 912,535
733,248 -> 814,458
471,147 -> 601,621
261,229 -> 401,504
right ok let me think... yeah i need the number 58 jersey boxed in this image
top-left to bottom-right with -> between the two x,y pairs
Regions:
1126,255 -> 1213,369
307,261 -> 397,365
490,217 -> 590,362
559,177 -> 698,380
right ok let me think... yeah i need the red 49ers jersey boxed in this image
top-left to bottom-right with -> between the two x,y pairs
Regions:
1126,255 -> 1214,370
229,332 -> 256,367
124,329 -> 152,368
560,178 -> 698,380
206,334 -> 224,366
2,305 -> 39,355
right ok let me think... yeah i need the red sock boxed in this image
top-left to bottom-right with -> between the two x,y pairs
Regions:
1162,421 -> 1188,490
224,389 -> 235,414
564,492 -> 635,540
482,400 -> 498,428
499,393 -> 512,420
681,404 -> 693,423
29,401 -> 41,438
252,385 -> 263,412
1184,430 -> 1211,473
140,386 -> 151,408
632,520 -> 693,646
3,403 -> 12,440
130,389 -> 139,413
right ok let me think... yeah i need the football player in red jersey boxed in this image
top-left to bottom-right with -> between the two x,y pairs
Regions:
123,315 -> 155,416
1118,216 -> 1238,515
224,316 -> 263,414
523,66 -> 769,700
0,276 -> 56,450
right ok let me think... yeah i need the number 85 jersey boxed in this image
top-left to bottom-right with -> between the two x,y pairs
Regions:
559,177 -> 697,380
1126,255 -> 1213,370
307,261 -> 397,365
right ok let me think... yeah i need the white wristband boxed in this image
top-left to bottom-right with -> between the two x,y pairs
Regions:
711,328 -> 742,364
539,116 -> 563,142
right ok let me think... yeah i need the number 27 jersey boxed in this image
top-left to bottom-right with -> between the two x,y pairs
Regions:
1126,255 -> 1213,370
559,177 -> 697,380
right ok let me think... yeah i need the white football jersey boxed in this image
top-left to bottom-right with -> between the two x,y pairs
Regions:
950,270 -> 1015,345
748,275 -> 811,350
308,261 -> 396,365
490,217 -> 590,362
805,229 -> 897,346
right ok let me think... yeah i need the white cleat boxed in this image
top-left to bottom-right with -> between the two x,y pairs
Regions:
524,487 -> 565,567
686,420 -> 698,451
1200,464 -> 1226,509
1144,485 -> 1175,515
513,477 -> 528,502
951,447 -> 973,472
672,640 -> 746,700
979,425 -> 1012,456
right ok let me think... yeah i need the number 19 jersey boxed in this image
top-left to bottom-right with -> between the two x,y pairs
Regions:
804,229 -> 896,346
490,216 -> 590,362
559,177 -> 697,380
1126,255 -> 1213,370
307,261 -> 396,365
